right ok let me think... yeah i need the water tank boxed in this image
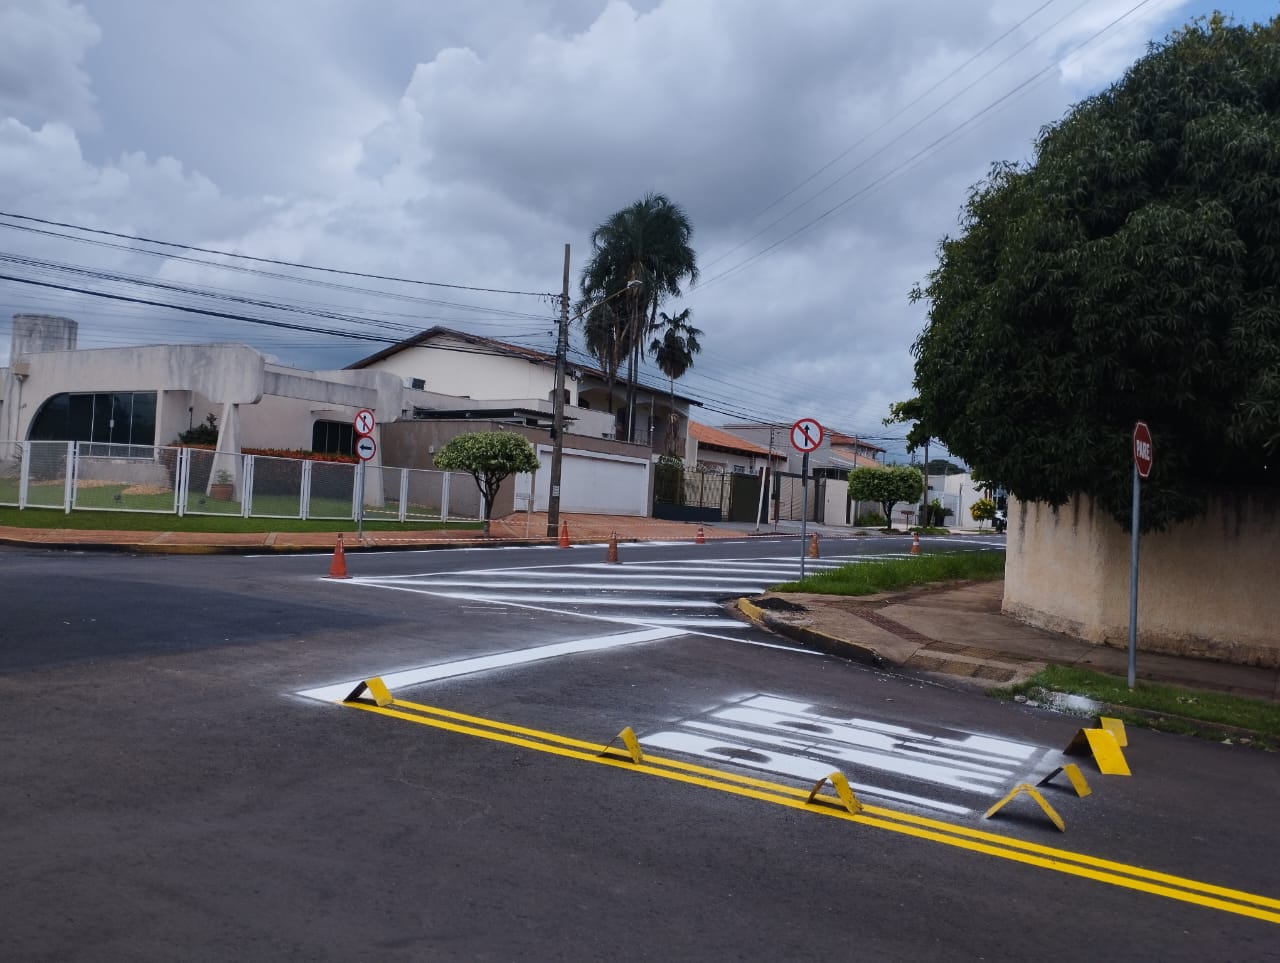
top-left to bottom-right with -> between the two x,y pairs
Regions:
11,314 -> 78,357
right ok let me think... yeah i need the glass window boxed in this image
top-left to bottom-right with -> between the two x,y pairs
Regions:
312,420 -> 355,455
28,391 -> 158,448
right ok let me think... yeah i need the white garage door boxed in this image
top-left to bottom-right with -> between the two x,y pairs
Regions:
524,445 -> 650,515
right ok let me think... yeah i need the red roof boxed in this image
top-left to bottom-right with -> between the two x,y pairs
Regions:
690,421 -> 786,459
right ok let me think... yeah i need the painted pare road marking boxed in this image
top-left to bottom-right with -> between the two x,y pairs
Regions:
340,695 -> 1280,925
295,626 -> 679,703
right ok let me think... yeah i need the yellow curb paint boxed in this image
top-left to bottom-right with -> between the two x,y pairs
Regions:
341,696 -> 1280,923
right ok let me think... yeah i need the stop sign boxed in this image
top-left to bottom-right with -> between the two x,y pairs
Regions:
1133,421 -> 1153,479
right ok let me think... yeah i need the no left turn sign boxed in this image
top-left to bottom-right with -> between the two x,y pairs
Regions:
353,409 -> 376,436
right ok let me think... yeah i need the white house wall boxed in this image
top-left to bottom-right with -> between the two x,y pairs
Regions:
527,444 -> 650,515
363,340 -> 571,405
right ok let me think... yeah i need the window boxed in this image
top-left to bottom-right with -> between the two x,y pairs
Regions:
28,391 -> 157,448
312,420 -> 355,455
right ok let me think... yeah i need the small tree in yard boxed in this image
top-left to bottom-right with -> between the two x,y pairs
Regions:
970,497 -> 996,529
433,432 -> 539,534
848,466 -> 924,530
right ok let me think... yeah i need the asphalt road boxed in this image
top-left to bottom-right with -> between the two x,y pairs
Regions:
1,535 -> 1277,961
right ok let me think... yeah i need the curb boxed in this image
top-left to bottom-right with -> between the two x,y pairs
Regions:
735,597 -> 885,667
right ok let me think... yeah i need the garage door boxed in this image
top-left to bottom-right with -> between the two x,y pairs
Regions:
525,446 -> 650,515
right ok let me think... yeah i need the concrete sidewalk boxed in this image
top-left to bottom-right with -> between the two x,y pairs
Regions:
737,580 -> 1280,705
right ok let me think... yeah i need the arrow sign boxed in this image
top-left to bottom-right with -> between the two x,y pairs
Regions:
790,418 -> 823,453
356,436 -> 377,461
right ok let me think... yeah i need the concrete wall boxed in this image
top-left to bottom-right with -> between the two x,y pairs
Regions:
381,420 -> 653,517
1004,490 -> 1280,668
363,339 -> 567,404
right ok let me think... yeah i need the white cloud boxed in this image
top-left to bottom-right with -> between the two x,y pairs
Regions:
0,0 -> 1236,456
0,0 -> 100,129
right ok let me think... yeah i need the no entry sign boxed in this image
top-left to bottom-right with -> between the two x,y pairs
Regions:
1133,422 -> 1153,479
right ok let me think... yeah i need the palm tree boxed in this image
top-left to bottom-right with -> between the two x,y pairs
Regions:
579,192 -> 698,442
649,308 -> 702,456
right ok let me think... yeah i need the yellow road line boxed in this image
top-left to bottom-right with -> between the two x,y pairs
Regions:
345,698 -> 1280,924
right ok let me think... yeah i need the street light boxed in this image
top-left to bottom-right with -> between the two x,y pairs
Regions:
545,249 -> 640,538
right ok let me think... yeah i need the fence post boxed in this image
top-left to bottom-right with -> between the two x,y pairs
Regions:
18,442 -> 31,509
241,454 -> 254,518
65,441 -> 76,513
300,459 -> 312,520
176,447 -> 188,516
441,472 -> 451,523
398,468 -> 408,523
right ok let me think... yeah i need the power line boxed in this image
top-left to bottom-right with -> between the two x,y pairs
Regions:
0,210 -> 555,299
694,0 -> 1157,293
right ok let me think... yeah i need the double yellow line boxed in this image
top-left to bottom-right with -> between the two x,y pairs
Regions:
343,693 -> 1280,925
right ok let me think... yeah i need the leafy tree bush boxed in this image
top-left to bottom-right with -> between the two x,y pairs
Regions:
848,466 -> 924,528
923,498 -> 954,527
433,431 -> 539,534
853,511 -> 888,528
176,413 -> 219,446
970,498 -> 996,527
909,15 -> 1280,532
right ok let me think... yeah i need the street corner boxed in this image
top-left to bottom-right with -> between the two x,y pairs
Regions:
734,594 -> 887,667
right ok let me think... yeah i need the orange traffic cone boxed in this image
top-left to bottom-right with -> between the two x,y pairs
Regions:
327,533 -> 350,579
910,532 -> 920,555
558,519 -> 570,548
696,524 -> 706,545
808,533 -> 820,558
606,532 -> 619,564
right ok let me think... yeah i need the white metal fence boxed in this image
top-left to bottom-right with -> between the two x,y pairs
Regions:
0,441 -> 483,523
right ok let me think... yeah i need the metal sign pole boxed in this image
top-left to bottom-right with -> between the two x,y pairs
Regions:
357,461 -> 365,542
799,450 -> 810,580
1127,460 -> 1140,690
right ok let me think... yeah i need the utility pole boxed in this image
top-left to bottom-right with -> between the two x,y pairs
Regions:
546,243 -> 571,538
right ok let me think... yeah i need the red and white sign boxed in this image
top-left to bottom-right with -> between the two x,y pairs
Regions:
790,418 -> 824,453
353,409 -> 376,437
355,435 -> 377,461
1133,421 -> 1153,479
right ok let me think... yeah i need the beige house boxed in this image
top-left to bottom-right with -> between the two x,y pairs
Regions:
685,421 -> 787,474
0,314 -> 673,517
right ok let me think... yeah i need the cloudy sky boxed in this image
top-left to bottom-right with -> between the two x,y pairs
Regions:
1,0 -> 1273,457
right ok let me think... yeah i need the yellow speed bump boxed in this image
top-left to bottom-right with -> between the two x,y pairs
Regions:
599,726 -> 646,764
344,677 -> 394,707
1098,716 -> 1128,747
806,771 -> 862,815
1037,763 -> 1092,798
984,783 -> 1066,832
1064,727 -> 1131,776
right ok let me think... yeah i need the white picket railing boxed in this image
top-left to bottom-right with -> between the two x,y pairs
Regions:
0,441 -> 483,523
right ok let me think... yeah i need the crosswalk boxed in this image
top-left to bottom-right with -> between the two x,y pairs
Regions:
334,553 -> 907,636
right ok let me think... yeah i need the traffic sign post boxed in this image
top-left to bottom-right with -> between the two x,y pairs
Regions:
354,433 -> 377,540
790,419 -> 823,579
1128,422 -> 1154,689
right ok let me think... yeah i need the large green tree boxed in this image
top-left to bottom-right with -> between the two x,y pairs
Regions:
910,15 -> 1280,532
579,193 -> 699,442
433,431 -> 539,534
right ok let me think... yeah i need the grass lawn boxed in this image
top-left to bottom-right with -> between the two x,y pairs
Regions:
998,664 -> 1280,749
771,550 -> 1006,595
0,505 -> 482,534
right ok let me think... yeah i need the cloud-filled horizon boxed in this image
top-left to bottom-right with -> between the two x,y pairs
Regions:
2,0 -> 1270,460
